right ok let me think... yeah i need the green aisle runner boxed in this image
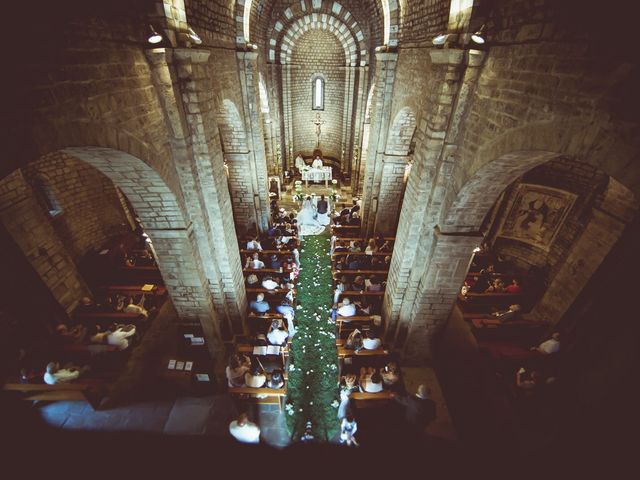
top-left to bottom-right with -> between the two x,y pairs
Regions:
285,233 -> 340,441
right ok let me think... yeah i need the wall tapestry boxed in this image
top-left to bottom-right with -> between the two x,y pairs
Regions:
498,183 -> 577,251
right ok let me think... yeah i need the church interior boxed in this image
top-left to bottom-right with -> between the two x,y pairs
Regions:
1,0 -> 639,471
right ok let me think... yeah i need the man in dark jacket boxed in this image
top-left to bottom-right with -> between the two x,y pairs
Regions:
394,384 -> 436,436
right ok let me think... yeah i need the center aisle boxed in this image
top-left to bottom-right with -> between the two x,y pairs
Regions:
285,232 -> 340,441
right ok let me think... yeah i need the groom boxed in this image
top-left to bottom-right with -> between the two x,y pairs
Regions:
317,195 -> 328,215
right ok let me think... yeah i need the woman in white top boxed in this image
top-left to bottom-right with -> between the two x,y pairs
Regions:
362,330 -> 382,350
266,319 -> 289,346
359,367 -> 384,393
245,366 -> 267,388
43,362 -> 85,385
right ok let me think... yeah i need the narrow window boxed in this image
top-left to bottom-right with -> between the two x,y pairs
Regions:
312,76 -> 324,110
34,179 -> 63,218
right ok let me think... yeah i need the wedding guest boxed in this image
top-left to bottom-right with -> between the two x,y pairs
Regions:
261,275 -> 279,290
43,361 -> 90,385
365,239 -> 378,255
340,414 -> 358,446
229,413 -> 260,444
245,364 -> 267,388
338,374 -> 358,419
246,237 -> 262,251
226,353 -> 251,387
267,369 -> 285,389
245,252 -> 265,270
337,298 -> 356,317
266,318 -> 289,346
393,384 -> 436,435
362,329 -> 382,350
485,277 -> 505,293
505,279 -> 522,294
531,332 -> 561,354
366,275 -> 384,292
249,293 -> 270,314
359,367 -> 384,393
380,361 -> 400,388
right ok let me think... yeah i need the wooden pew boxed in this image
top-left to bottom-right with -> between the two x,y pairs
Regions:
3,382 -> 106,410
243,268 -> 292,275
335,237 -> 395,242
337,346 -> 389,357
97,284 -> 167,297
227,385 -> 287,411
333,269 -> 389,277
236,343 -> 289,363
331,251 -> 391,258
350,390 -> 394,408
116,266 -> 164,284
240,249 -> 297,256
337,290 -> 385,299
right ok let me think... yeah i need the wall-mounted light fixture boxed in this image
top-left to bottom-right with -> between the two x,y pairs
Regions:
432,33 -> 450,46
188,27 -> 202,45
148,25 -> 162,44
471,24 -> 486,44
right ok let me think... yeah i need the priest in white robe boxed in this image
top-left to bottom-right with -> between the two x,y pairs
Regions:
311,155 -> 324,169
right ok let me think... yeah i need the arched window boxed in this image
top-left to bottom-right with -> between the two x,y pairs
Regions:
34,178 -> 62,218
312,76 -> 324,111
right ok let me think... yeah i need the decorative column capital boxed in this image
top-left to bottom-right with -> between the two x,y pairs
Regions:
174,48 -> 211,63
429,48 -> 465,66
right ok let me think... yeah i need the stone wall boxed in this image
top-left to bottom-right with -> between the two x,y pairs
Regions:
23,151 -> 130,263
290,29 -> 346,159
0,170 -> 89,315
398,0 -> 449,47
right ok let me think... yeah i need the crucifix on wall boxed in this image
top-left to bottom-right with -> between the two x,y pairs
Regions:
312,113 -> 325,148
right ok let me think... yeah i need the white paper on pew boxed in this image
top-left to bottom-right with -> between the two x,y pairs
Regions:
185,361 -> 193,371
183,333 -> 194,339
190,337 -> 205,345
141,284 -> 155,292
196,374 -> 210,382
167,359 -> 176,370
99,249 -> 109,255
175,361 -> 185,370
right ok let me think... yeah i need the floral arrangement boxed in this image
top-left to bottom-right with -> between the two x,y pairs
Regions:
331,179 -> 338,185
293,192 -> 305,202
329,189 -> 341,202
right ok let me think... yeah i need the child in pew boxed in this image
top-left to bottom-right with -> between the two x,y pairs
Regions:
266,369 -> 284,389
340,413 -> 359,446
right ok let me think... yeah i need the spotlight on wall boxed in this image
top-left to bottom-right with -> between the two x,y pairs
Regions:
374,45 -> 388,52
148,25 -> 162,44
471,25 -> 486,44
431,33 -> 449,46
246,42 -> 258,51
188,26 -> 202,45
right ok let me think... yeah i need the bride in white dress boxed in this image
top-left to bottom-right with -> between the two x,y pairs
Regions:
296,196 -> 325,237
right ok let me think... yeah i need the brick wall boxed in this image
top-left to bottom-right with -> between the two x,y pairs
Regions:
290,29 -> 346,159
398,0 -> 449,47
184,0 -> 236,46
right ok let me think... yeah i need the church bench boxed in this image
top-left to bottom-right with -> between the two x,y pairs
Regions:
240,249 -> 298,256
331,251 -> 391,258
246,288 -> 296,296
337,346 -> 389,357
350,390 -> 395,408
334,237 -> 395,242
73,311 -> 144,323
458,292 -> 524,305
337,290 -> 385,298
227,385 -> 287,411
96,284 -> 167,297
235,343 -> 289,363
3,381 -> 106,410
244,268 -> 292,275
333,269 -> 389,276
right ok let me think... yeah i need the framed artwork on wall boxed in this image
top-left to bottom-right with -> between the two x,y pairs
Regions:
497,183 -> 577,251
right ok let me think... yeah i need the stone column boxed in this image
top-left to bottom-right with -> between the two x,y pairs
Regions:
389,227 -> 481,363
374,154 -> 407,235
361,52 -> 399,238
236,50 -> 270,232
172,48 -> 247,337
225,151 -> 255,230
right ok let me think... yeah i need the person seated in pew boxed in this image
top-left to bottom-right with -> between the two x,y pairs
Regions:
370,256 -> 384,270
346,254 -> 362,270
266,369 -> 284,389
350,275 -> 364,292
124,294 -> 149,319
54,323 -> 87,345
261,275 -> 280,290
349,212 -> 361,226
334,275 -> 351,304
505,278 -> 521,294
366,275 -> 384,292
226,353 -> 251,387
359,367 -> 384,393
380,361 -> 400,389
515,367 -> 543,394
349,241 -> 362,253
470,268 -> 492,293
266,318 -> 289,346
246,273 -> 259,287
249,293 -> 270,314
89,324 -> 136,351
362,329 -> 382,350
229,412 -> 261,444
124,256 -> 136,267
334,240 -> 349,253
43,361 -> 90,385
345,329 -> 364,351
136,249 -> 155,266
261,234 -> 277,250
245,364 -> 267,388
338,373 -> 358,419
485,277 -> 506,293
245,252 -> 265,270
337,297 -> 357,318
365,239 -> 378,255
335,257 -> 346,270
384,255 -> 392,269
531,332 -> 561,355
491,304 -> 522,323
246,236 -> 263,251
75,296 -> 97,314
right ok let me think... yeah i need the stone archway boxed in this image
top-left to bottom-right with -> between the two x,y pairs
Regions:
60,146 -> 224,354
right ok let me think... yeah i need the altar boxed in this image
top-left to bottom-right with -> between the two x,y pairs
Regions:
302,166 -> 332,187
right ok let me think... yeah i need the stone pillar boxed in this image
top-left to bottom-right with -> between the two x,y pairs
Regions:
361,52 -> 399,238
374,154 -> 407,235
236,50 -> 270,232
382,49 -> 488,361
225,151 -> 255,230
173,48 -> 247,337
389,227 -> 481,363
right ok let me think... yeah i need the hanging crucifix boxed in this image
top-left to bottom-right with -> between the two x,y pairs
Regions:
312,113 -> 325,148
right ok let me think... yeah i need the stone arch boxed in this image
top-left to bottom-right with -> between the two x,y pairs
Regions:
258,74 -> 270,114
237,0 -> 397,50
216,99 -> 249,154
385,107 -> 417,156
276,13 -> 362,66
54,146 -> 223,349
